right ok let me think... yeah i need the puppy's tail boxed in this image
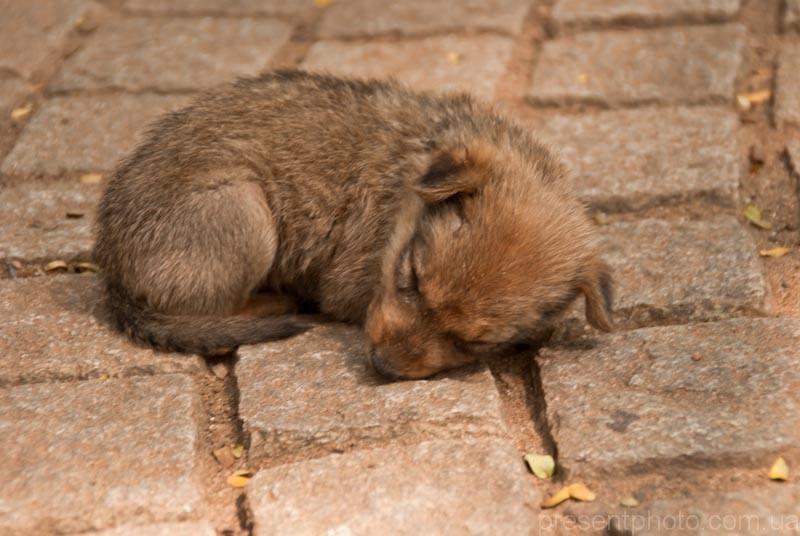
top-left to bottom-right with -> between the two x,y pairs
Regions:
105,282 -> 309,355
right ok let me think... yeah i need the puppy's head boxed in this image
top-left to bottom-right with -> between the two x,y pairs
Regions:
366,140 -> 613,380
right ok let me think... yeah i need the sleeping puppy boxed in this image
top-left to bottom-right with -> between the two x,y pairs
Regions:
94,70 -> 613,380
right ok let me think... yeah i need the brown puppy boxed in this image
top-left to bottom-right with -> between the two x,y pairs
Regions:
94,71 -> 612,380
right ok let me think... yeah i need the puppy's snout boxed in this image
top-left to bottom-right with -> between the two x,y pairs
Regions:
371,348 -> 405,381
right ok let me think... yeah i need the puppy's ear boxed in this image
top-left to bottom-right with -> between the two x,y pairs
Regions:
581,258 -> 614,332
413,142 -> 493,203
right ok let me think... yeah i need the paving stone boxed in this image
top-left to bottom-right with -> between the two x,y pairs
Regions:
0,0 -> 88,79
611,486 -> 800,535
302,35 -> 514,101
51,17 -> 293,92
0,181 -> 100,262
550,0 -> 742,34
317,0 -> 531,38
124,0 -> 309,16
529,25 -> 744,106
247,439 -> 540,535
236,325 -> 507,464
775,44 -> 800,127
537,318 -> 800,478
0,375 -> 205,534
536,106 -> 739,211
784,0 -> 800,31
0,275 -> 204,386
1,95 -> 187,178
570,217 -> 767,330
89,522 -> 217,536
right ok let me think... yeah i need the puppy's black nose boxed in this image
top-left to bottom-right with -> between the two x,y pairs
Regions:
371,350 -> 404,381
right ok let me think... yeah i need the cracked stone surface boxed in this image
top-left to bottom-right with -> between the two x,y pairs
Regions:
51,17 -> 294,92
536,106 -> 739,211
302,35 -> 514,101
0,0 -> 88,79
537,318 -> 800,477
317,0 -> 531,38
0,275 -> 204,386
236,325 -> 507,464
1,95 -> 187,178
247,439 -> 540,535
529,25 -> 744,106
0,181 -> 100,262
775,43 -> 800,127
549,0 -> 742,34
0,375 -> 205,534
90,522 -> 217,536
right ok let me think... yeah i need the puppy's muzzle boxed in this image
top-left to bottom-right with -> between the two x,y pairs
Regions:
370,348 -> 405,381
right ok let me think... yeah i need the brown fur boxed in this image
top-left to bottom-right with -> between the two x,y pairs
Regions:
94,70 -> 612,379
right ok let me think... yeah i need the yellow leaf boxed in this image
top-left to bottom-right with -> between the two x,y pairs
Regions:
760,247 -> 789,258
99,373 -> 109,381
74,261 -> 100,273
10,103 -> 33,121
524,453 -> 555,479
227,469 -> 253,488
446,52 -> 461,65
740,89 -> 771,105
231,444 -> 245,459
568,483 -> 596,502
313,0 -> 333,6
44,260 -> 68,272
80,172 -> 103,184
620,495 -> 639,507
541,486 -> 571,508
743,205 -> 772,230
769,457 -> 789,481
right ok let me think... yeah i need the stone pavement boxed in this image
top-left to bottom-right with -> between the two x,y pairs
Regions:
0,1 -> 798,535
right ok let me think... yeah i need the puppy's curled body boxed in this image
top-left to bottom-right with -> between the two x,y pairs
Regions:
94,70 -> 612,377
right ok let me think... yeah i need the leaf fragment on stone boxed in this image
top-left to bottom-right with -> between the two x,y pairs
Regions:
524,453 -> 555,479
568,483 -> 596,502
80,173 -> 103,184
620,495 -> 639,507
313,0 -> 333,6
10,103 -> 33,121
44,260 -> 68,272
74,261 -> 100,273
213,446 -> 236,468
736,95 -> 751,111
542,486 -> 571,508
769,457 -> 789,481
446,51 -> 461,64
227,469 -> 253,488
231,444 -> 245,459
759,247 -> 789,258
740,89 -> 771,105
743,205 -> 772,230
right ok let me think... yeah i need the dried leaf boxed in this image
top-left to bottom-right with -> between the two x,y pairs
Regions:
568,483 -> 596,502
10,103 -> 33,121
743,205 -> 772,230
99,373 -> 109,381
74,261 -> 100,273
227,469 -> 253,488
313,0 -> 333,6
80,173 -> 103,184
740,89 -> 771,105
760,247 -> 789,258
541,486 -> 571,508
524,453 -> 555,479
231,444 -> 245,459
213,446 -> 235,468
620,495 -> 639,507
769,457 -> 789,481
446,52 -> 461,65
44,260 -> 68,272
736,95 -> 752,111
